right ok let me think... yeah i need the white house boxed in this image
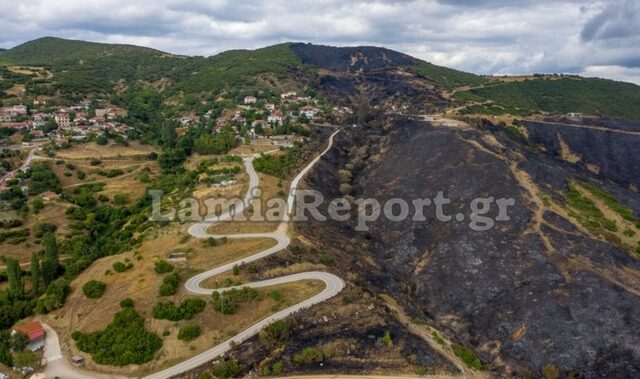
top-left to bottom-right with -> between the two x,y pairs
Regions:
244,96 -> 257,105
267,110 -> 283,125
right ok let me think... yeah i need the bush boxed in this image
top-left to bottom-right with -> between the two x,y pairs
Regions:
90,159 -> 102,166
73,307 -> 162,366
159,272 -> 180,296
120,298 -> 134,308
112,261 -> 132,272
210,359 -> 242,379
154,259 -> 174,274
319,254 -> 333,264
82,280 -> 106,299
452,344 -> 484,370
259,321 -> 290,348
293,347 -> 323,365
177,324 -> 201,341
211,287 -> 259,315
152,298 -> 206,321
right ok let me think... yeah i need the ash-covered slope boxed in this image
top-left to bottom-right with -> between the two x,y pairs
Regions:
288,43 -> 460,113
299,118 -> 640,377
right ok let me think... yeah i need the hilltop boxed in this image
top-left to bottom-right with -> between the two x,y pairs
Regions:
2,37 -> 640,120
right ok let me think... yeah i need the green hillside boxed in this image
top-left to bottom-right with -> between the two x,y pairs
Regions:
0,37 -> 202,94
455,77 -> 640,119
176,43 -> 304,94
414,62 -> 487,90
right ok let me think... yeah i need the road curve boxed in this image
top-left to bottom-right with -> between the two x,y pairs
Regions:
145,130 -> 344,379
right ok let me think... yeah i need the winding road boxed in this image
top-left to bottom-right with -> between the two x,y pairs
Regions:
143,129 -> 344,379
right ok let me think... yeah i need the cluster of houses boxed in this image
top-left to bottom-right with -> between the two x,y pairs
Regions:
0,100 -> 132,142
178,91 -> 352,138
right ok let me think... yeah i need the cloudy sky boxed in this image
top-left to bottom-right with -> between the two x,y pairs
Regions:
1,0 -> 639,84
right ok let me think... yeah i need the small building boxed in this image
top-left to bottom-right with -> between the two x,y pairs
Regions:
13,321 -> 46,352
41,191 -> 60,201
244,96 -> 257,105
280,91 -> 297,99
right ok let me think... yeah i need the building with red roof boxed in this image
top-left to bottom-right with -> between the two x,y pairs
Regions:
13,320 -> 46,351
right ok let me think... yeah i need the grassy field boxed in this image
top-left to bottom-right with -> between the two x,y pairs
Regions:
55,141 -> 156,160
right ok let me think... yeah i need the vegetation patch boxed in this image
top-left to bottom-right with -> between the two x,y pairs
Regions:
72,306 -> 162,366
211,287 -> 259,315
159,272 -> 181,296
253,147 -> 301,178
451,343 -> 484,370
82,280 -> 106,299
177,324 -> 201,341
152,298 -> 206,321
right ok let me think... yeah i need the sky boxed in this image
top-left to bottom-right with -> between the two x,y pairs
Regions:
1,0 -> 639,84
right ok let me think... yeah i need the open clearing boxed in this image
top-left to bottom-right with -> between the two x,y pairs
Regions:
55,141 -> 156,160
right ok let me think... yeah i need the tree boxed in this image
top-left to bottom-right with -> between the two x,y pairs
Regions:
82,280 -> 106,299
30,252 -> 41,296
13,349 -> 39,370
10,332 -> 28,351
5,257 -> 23,296
42,232 -> 59,286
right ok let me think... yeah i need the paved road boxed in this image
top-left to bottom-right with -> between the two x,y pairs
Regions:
41,322 -> 125,379
144,130 -> 344,379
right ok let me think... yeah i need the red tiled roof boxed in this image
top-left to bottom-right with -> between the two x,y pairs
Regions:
14,321 -> 45,342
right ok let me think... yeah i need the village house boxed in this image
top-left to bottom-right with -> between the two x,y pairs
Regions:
244,96 -> 257,105
264,103 -> 275,112
55,112 -> 71,127
300,105 -> 319,118
216,116 -> 229,126
281,91 -> 297,99
12,320 -> 46,351
267,110 -> 283,125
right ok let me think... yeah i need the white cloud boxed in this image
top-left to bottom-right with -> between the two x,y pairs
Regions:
0,0 -> 638,84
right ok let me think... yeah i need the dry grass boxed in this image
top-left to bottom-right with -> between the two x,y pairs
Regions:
55,141 -> 156,160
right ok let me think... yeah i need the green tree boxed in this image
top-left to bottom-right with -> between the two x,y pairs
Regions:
42,232 -> 59,286
13,349 -> 39,369
30,252 -> 41,296
5,257 -> 23,296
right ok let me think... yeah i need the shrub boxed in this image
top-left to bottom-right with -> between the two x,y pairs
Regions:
154,260 -> 174,274
319,254 -> 333,264
120,298 -> 134,308
152,298 -> 206,321
212,287 -> 259,315
452,344 -> 484,370
293,347 -> 323,365
177,324 -> 201,341
82,280 -> 106,299
259,321 -> 290,348
90,159 -> 102,166
383,331 -> 393,347
159,272 -> 180,296
269,289 -> 282,302
112,261 -> 131,273
210,359 -> 242,379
